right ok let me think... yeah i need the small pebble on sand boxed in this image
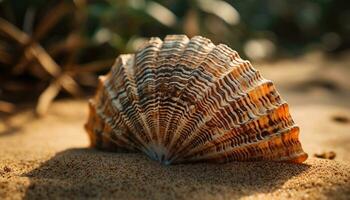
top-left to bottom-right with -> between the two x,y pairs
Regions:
314,151 -> 336,160
3,166 -> 11,173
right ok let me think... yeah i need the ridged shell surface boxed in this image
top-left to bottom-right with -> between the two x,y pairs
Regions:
85,35 -> 308,164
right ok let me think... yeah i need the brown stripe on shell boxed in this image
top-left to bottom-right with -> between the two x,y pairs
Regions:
85,78 -> 139,152
165,44 -> 240,156
103,56 -> 153,154
178,103 -> 296,160
134,37 -> 163,146
150,35 -> 216,161
180,127 -> 307,163
152,35 -> 190,159
161,36 -> 215,152
169,80 -> 281,160
167,53 -> 263,159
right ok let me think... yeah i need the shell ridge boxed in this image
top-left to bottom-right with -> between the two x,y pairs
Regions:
87,80 -> 143,152
146,37 -> 169,159
167,49 -> 251,160
95,108 -> 139,151
179,102 -> 295,160
157,35 -> 190,146
102,87 -> 149,152
105,56 -> 155,154
151,35 -> 191,161
172,78 -> 282,159
183,126 -> 297,162
168,63 -> 273,161
120,54 -> 159,151
163,43 -> 240,157
159,36 -> 215,153
165,45 -> 242,142
181,126 -> 306,163
134,38 -> 163,148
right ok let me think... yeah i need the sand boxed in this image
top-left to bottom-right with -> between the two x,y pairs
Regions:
1,52 -> 350,199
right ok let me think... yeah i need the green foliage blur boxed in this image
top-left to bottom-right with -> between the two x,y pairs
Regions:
1,0 -> 348,61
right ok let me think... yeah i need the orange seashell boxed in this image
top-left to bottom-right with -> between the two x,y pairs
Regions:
85,35 -> 308,164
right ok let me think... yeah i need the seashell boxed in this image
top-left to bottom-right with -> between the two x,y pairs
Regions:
85,35 -> 308,164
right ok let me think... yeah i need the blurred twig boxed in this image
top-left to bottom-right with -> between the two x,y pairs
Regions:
0,48 -> 12,65
13,1 -> 74,74
0,17 -> 82,116
0,18 -> 60,76
0,101 -> 15,113
68,59 -> 115,74
33,2 -> 73,39
36,79 -> 61,115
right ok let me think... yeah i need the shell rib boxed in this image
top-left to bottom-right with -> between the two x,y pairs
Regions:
85,35 -> 308,164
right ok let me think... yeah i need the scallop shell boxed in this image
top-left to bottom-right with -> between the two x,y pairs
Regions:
85,35 -> 308,164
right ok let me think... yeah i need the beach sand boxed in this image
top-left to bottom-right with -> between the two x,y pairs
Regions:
1,52 -> 350,199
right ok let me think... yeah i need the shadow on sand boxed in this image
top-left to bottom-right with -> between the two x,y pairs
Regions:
23,148 -> 310,199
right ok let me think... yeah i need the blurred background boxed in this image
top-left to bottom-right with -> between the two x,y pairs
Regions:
1,2 -> 350,198
0,0 -> 349,115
